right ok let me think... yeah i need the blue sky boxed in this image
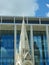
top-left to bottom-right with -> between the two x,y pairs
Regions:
36,0 -> 49,17
0,0 -> 49,17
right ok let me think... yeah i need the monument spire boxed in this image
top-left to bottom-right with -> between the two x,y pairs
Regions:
19,16 -> 29,56
16,16 -> 32,65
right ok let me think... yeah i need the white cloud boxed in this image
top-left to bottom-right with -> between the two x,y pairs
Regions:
46,4 -> 49,8
46,3 -> 49,17
1,47 -> 7,52
0,0 -> 39,16
46,12 -> 49,17
1,47 -> 7,57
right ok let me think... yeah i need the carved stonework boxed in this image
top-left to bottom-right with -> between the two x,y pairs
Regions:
16,17 -> 33,65
22,60 -> 32,65
24,52 -> 31,60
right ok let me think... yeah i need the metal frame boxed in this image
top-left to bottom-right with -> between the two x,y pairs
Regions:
0,17 -> 49,65
30,25 -> 35,65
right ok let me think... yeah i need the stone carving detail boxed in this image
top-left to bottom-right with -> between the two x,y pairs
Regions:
16,17 -> 33,65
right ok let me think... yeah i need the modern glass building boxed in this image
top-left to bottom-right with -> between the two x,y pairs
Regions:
0,16 -> 49,65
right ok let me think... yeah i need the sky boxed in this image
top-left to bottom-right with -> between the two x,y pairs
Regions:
0,0 -> 49,17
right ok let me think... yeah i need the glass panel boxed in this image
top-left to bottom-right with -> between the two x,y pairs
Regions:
33,36 -> 41,65
2,19 -> 14,23
16,30 -> 20,53
15,20 -> 27,24
33,31 -> 48,65
15,20 -> 22,23
28,20 -> 39,24
43,36 -> 49,65
41,21 -> 49,24
25,20 -> 27,24
27,31 -> 31,54
1,30 -> 14,65
0,19 -> 1,23
0,30 -> 1,65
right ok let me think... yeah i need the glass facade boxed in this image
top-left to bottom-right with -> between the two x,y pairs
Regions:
16,30 -> 49,65
0,17 -> 49,65
33,31 -> 48,65
0,25 -> 14,65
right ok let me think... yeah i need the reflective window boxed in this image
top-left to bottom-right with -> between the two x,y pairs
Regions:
16,30 -> 20,52
28,20 -> 39,24
15,20 -> 22,23
0,30 -> 14,65
33,31 -> 48,65
27,31 -> 31,54
2,19 -> 14,23
41,21 -> 49,24
15,20 -> 27,24
0,19 -> 1,23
